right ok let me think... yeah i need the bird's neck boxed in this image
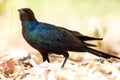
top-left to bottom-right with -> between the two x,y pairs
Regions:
22,19 -> 38,24
21,20 -> 39,41
22,20 -> 39,33
22,19 -> 38,27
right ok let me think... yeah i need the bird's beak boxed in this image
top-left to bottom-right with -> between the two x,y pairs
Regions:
18,9 -> 25,14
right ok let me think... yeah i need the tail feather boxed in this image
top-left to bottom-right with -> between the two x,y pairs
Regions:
78,36 -> 103,41
84,47 -> 120,59
70,30 -> 103,41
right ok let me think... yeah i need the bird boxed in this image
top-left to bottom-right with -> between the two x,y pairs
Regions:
18,8 -> 120,67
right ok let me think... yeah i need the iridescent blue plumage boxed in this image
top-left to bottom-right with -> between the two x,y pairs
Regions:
18,8 -> 120,67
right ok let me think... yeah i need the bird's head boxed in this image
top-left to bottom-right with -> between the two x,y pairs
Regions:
18,8 -> 36,21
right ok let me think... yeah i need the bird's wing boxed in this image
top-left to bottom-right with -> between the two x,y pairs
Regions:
36,23 -> 96,49
56,26 -> 103,41
56,27 -> 97,46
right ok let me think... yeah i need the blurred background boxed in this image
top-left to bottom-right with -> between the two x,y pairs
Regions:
0,0 -> 120,57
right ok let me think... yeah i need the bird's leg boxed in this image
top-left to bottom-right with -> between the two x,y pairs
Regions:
40,52 -> 50,62
61,52 -> 69,68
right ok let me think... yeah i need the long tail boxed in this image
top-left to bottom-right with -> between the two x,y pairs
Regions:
78,36 -> 103,41
83,47 -> 120,59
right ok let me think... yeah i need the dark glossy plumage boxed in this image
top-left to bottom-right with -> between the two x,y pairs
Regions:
18,8 -> 120,67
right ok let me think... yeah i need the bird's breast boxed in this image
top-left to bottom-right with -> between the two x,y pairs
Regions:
22,26 -> 51,52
